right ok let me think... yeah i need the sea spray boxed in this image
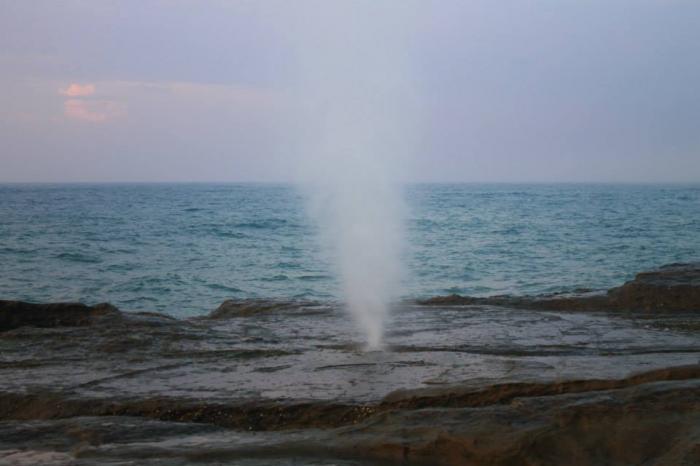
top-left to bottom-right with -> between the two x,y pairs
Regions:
286,1 -> 420,348
303,163 -> 405,349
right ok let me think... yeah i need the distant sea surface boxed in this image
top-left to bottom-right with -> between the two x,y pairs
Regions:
1,183 -> 698,317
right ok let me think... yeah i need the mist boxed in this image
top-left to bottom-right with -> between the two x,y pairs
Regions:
285,1 -> 420,348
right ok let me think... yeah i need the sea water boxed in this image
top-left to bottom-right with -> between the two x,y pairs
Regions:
0,183 -> 698,317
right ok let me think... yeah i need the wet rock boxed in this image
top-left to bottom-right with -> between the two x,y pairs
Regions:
420,262 -> 700,312
1,364 -> 697,432
0,393 -> 374,432
417,293 -> 609,311
0,366 -> 698,465
344,376 -> 700,466
379,364 -> 700,408
0,301 -> 121,332
133,310 -> 177,320
607,262 -> 700,311
207,299 -> 311,319
0,264 -> 699,463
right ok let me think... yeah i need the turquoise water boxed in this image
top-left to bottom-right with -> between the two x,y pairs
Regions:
1,183 -> 698,316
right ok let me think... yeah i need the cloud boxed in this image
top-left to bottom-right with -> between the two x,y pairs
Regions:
56,79 -> 275,125
60,83 -> 96,97
63,99 -> 126,122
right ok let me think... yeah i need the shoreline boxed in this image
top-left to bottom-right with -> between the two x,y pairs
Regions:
1,262 -> 699,464
3,263 -> 699,332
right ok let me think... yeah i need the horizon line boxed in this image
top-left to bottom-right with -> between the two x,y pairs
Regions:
1,180 -> 699,186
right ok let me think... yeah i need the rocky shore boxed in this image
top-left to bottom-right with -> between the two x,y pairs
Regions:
419,262 -> 700,312
0,365 -> 698,465
1,263 -> 699,465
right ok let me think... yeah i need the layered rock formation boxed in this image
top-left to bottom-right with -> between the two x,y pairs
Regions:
420,262 -> 700,312
1,263 -> 699,465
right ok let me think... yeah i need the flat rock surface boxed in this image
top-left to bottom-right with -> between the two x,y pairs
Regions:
1,264 -> 700,464
2,303 -> 699,403
1,371 -> 699,465
1,303 -> 699,464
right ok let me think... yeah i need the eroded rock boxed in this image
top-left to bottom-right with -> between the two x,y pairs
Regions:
608,262 -> 700,311
420,262 -> 700,312
207,299 -> 314,319
0,366 -> 698,465
0,301 -> 121,332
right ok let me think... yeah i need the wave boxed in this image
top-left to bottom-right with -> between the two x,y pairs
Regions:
204,283 -> 243,293
53,252 -> 102,264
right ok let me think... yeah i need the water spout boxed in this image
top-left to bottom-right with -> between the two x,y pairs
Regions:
287,1 -> 418,348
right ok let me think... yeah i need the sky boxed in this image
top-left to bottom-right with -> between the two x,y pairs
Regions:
1,0 -> 699,183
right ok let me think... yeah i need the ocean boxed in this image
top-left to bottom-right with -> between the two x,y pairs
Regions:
1,183 -> 698,317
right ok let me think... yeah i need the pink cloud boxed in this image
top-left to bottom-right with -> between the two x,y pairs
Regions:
60,83 -> 96,97
64,99 -> 126,122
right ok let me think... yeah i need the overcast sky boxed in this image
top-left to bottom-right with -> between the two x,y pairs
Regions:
1,0 -> 699,183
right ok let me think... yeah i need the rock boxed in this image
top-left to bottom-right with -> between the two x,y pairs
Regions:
0,301 -> 121,332
0,276 -> 699,465
207,299 -> 310,319
608,262 -> 700,311
344,374 -> 700,466
0,365 -> 698,465
417,293 -> 609,311
420,263 -> 700,312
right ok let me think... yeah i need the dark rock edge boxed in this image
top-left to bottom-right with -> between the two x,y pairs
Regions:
418,262 -> 700,312
3,263 -> 699,333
